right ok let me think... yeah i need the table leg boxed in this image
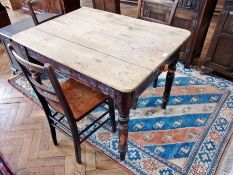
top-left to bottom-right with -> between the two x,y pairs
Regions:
118,112 -> 130,160
153,77 -> 158,88
132,98 -> 138,110
117,93 -> 132,161
162,60 -> 177,109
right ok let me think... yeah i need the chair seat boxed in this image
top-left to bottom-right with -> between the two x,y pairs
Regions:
49,78 -> 108,120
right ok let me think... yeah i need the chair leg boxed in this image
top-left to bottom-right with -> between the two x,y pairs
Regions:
41,102 -> 58,146
49,124 -> 58,145
108,99 -> 117,133
73,140 -> 82,164
46,115 -> 58,146
69,123 -> 82,164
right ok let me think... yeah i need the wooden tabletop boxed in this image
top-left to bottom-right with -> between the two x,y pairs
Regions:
12,7 -> 190,93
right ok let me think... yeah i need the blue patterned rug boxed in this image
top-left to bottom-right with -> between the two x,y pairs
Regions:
8,63 -> 233,175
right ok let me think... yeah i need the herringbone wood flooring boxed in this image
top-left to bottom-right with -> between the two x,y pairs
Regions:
0,45 -> 129,175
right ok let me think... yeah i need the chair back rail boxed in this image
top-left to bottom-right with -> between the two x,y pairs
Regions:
7,44 -> 75,122
137,0 -> 178,25
26,0 -> 62,25
26,0 -> 41,25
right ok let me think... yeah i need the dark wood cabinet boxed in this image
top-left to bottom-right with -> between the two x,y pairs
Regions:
121,0 -> 218,67
93,0 -> 120,14
202,0 -> 233,79
22,0 -> 80,14
0,3 -> 11,28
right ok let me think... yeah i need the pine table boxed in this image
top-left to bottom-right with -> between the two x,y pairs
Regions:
12,7 -> 190,161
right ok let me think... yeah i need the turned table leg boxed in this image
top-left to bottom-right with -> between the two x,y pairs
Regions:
132,98 -> 138,110
162,60 -> 177,109
153,77 -> 158,88
118,112 -> 130,160
117,93 -> 132,160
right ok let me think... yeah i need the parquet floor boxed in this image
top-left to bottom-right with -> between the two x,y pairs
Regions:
0,45 -> 130,175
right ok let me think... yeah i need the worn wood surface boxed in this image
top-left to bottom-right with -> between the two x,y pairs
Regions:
12,7 -> 190,92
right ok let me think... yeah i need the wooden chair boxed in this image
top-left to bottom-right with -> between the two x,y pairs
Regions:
7,44 -> 116,164
26,0 -> 62,25
137,0 -> 178,25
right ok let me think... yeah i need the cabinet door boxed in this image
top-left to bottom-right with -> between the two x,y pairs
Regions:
93,0 -> 120,14
207,11 -> 233,71
211,38 -> 233,70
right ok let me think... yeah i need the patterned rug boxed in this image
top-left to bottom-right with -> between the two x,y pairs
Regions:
0,152 -> 15,175
8,63 -> 233,175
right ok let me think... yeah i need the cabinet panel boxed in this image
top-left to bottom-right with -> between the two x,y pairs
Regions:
203,0 -> 233,79
223,12 -> 233,34
211,38 -> 233,68
93,0 -> 120,13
